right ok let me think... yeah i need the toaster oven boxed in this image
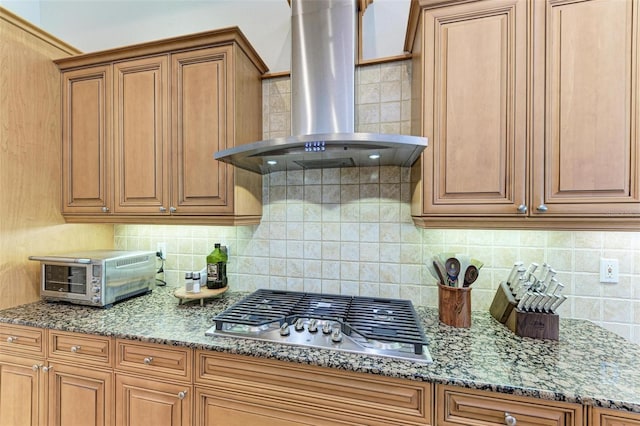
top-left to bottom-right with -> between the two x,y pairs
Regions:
29,250 -> 156,307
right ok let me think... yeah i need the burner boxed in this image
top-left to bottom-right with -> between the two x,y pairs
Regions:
207,289 -> 432,363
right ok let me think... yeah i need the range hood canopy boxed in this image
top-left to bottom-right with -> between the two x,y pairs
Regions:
214,0 -> 427,174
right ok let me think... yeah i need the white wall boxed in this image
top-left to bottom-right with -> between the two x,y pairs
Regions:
0,0 -> 40,25
1,0 -> 411,73
361,0 -> 411,60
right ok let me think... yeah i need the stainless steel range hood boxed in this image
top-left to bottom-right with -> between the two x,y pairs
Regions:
214,0 -> 428,174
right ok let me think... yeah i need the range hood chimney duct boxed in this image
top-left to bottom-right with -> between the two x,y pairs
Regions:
214,0 -> 428,174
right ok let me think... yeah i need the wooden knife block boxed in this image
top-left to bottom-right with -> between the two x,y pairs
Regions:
506,309 -> 559,340
489,281 -> 559,340
489,281 -> 517,324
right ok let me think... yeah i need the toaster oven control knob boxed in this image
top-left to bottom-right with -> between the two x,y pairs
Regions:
322,322 -> 332,335
92,286 -> 101,293
279,323 -> 290,336
308,319 -> 318,333
294,318 -> 305,331
331,329 -> 343,343
92,296 -> 101,304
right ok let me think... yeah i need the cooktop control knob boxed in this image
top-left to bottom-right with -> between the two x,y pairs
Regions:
322,322 -> 332,335
294,318 -> 305,331
331,329 -> 343,343
308,319 -> 318,333
279,323 -> 290,336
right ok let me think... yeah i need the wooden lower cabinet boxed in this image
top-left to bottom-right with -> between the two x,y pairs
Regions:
195,350 -> 433,426
48,363 -> 113,426
115,374 -> 191,426
436,385 -> 584,426
0,354 -> 45,426
589,408 -> 640,426
195,385 -> 360,426
5,326 -> 640,425
0,325 -> 47,426
114,341 -> 193,426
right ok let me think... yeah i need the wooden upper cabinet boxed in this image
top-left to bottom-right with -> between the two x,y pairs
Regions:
113,55 -> 170,215
171,47 -> 232,214
409,0 -> 528,218
531,0 -> 640,216
61,65 -> 111,214
56,28 -> 267,224
407,0 -> 640,229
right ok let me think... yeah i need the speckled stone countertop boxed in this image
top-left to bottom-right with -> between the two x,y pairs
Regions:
1,286 -> 639,413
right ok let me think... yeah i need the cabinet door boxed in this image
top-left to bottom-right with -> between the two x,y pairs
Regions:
115,374 -> 190,426
61,65 -> 111,214
113,56 -> 169,215
590,407 -> 640,426
195,387 -> 344,426
531,0 -> 640,216
437,385 -> 582,426
196,350 -> 432,425
171,46 -> 234,215
415,0 -> 527,216
48,363 -> 113,426
0,356 -> 45,426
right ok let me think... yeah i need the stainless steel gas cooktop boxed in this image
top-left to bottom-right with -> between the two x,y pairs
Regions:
205,289 -> 432,364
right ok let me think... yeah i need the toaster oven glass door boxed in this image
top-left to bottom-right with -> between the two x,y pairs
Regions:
43,264 -> 88,294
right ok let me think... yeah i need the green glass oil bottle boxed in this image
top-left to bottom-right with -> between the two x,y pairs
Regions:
206,243 -> 227,289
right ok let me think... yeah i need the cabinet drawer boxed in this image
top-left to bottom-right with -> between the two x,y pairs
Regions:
116,340 -> 192,382
0,324 -> 46,357
437,385 -> 582,426
196,350 -> 433,426
589,407 -> 640,426
48,330 -> 113,367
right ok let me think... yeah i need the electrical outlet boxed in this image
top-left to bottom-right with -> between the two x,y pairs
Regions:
600,258 -> 619,283
157,242 -> 167,260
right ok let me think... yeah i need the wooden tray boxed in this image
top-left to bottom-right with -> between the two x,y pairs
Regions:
173,286 -> 228,306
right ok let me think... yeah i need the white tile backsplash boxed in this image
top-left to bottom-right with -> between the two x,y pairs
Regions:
114,60 -> 640,342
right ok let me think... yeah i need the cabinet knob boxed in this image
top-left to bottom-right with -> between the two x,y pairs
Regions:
177,390 -> 188,400
516,204 -> 528,214
101,206 -> 110,213
32,364 -> 40,371
71,345 -> 81,353
169,206 -> 177,213
6,336 -> 17,343
42,365 -> 53,373
159,206 -> 167,213
536,204 -> 548,213
504,412 -> 517,425
143,356 -> 153,365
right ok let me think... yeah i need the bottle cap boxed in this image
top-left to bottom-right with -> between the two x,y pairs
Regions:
193,272 -> 201,279
215,243 -> 221,248
185,272 -> 192,279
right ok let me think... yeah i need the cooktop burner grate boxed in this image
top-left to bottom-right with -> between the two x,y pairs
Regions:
212,289 -> 428,355
213,289 -> 305,327
345,297 -> 427,354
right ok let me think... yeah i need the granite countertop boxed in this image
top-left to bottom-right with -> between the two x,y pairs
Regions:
1,286 -> 638,413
